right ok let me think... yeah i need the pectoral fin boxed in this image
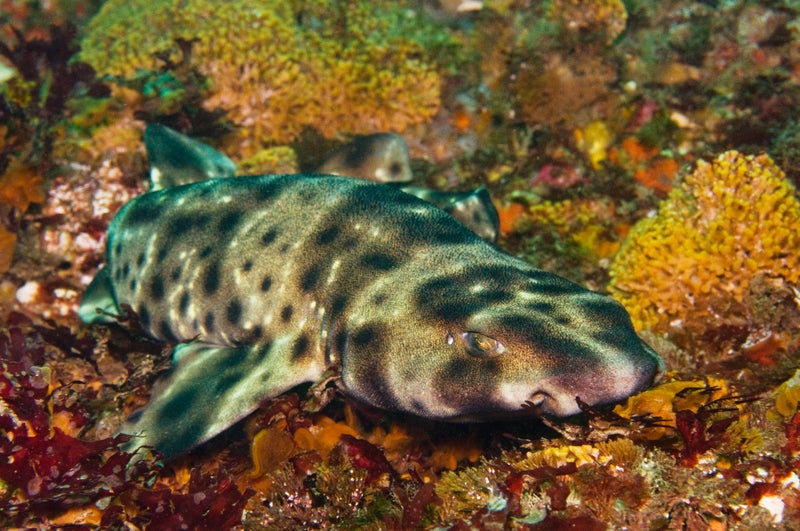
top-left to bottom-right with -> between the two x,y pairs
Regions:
120,339 -> 321,459
77,267 -> 120,324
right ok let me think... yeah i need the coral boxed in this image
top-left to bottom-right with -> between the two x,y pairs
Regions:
79,0 -> 442,156
609,151 -> 800,338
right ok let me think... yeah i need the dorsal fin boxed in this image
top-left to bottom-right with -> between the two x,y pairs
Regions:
316,133 -> 412,183
144,124 -> 237,191
400,186 -> 500,242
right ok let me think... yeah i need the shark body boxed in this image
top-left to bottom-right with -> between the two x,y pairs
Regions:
79,126 -> 663,458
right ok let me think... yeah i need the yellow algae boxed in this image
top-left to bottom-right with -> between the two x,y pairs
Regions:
515,439 -> 642,471
237,146 -> 299,176
609,151 -> 800,333
774,369 -> 800,418
614,378 -> 730,440
575,120 -> 613,169
528,199 -> 621,258
80,1 -> 441,154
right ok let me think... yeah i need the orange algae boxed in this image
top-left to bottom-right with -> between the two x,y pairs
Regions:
0,163 -> 45,211
497,202 -> 526,235
633,156 -> 678,193
0,163 -> 45,273
79,0 -> 441,155
0,226 -> 16,273
609,151 -> 800,333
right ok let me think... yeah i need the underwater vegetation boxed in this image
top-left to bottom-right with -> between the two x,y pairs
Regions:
2,0 -> 800,528
609,151 -> 800,354
79,0 -> 445,157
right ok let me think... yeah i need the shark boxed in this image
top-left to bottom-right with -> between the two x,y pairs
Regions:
79,125 -> 664,459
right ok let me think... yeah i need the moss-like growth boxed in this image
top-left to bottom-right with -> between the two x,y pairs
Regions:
79,1 -> 444,156
609,151 -> 800,338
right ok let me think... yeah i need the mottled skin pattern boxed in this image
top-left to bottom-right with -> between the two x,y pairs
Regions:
81,174 -> 663,459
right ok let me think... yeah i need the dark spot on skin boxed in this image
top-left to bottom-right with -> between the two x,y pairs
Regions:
526,301 -> 556,314
227,299 -> 242,324
160,320 -> 178,343
200,246 -> 213,258
260,370 -> 274,382
279,243 -> 291,254
243,260 -> 253,272
343,136 -> 371,167
360,253 -> 397,271
204,312 -> 215,332
335,330 -> 348,356
255,180 -> 284,201
478,290 -> 513,304
170,266 -> 182,281
136,252 -> 145,267
352,325 -> 378,348
301,267 -> 321,291
431,301 -> 478,320
292,334 -> 310,361
371,293 -> 387,306
213,368 -> 243,395
218,211 -> 242,234
249,325 -> 263,340
150,276 -> 165,300
316,225 -> 340,245
166,213 -> 211,238
260,276 -> 272,292
389,161 -> 402,176
428,225 -> 470,245
416,277 -> 461,302
280,305 -> 293,322
139,306 -> 151,329
261,228 -> 278,246
114,242 -> 123,257
156,386 -> 199,423
156,247 -> 168,263
114,267 -> 122,283
252,341 -> 273,362
204,262 -> 220,294
472,211 -> 481,223
130,279 -> 137,291
122,263 -> 130,279
329,295 -> 347,317
179,292 -> 190,315
124,200 -> 164,226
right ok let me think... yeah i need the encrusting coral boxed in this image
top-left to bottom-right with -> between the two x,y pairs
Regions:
609,151 -> 800,337
78,0 -> 441,157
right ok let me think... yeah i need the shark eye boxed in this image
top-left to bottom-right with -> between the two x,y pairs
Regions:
462,332 -> 505,356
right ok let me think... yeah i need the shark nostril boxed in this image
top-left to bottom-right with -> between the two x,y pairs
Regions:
528,391 -> 552,408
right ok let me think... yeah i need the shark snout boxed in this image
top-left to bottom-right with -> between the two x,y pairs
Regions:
525,341 -> 665,417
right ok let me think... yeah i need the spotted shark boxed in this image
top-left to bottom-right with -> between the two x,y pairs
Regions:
79,126 -> 664,459
144,125 -> 500,242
